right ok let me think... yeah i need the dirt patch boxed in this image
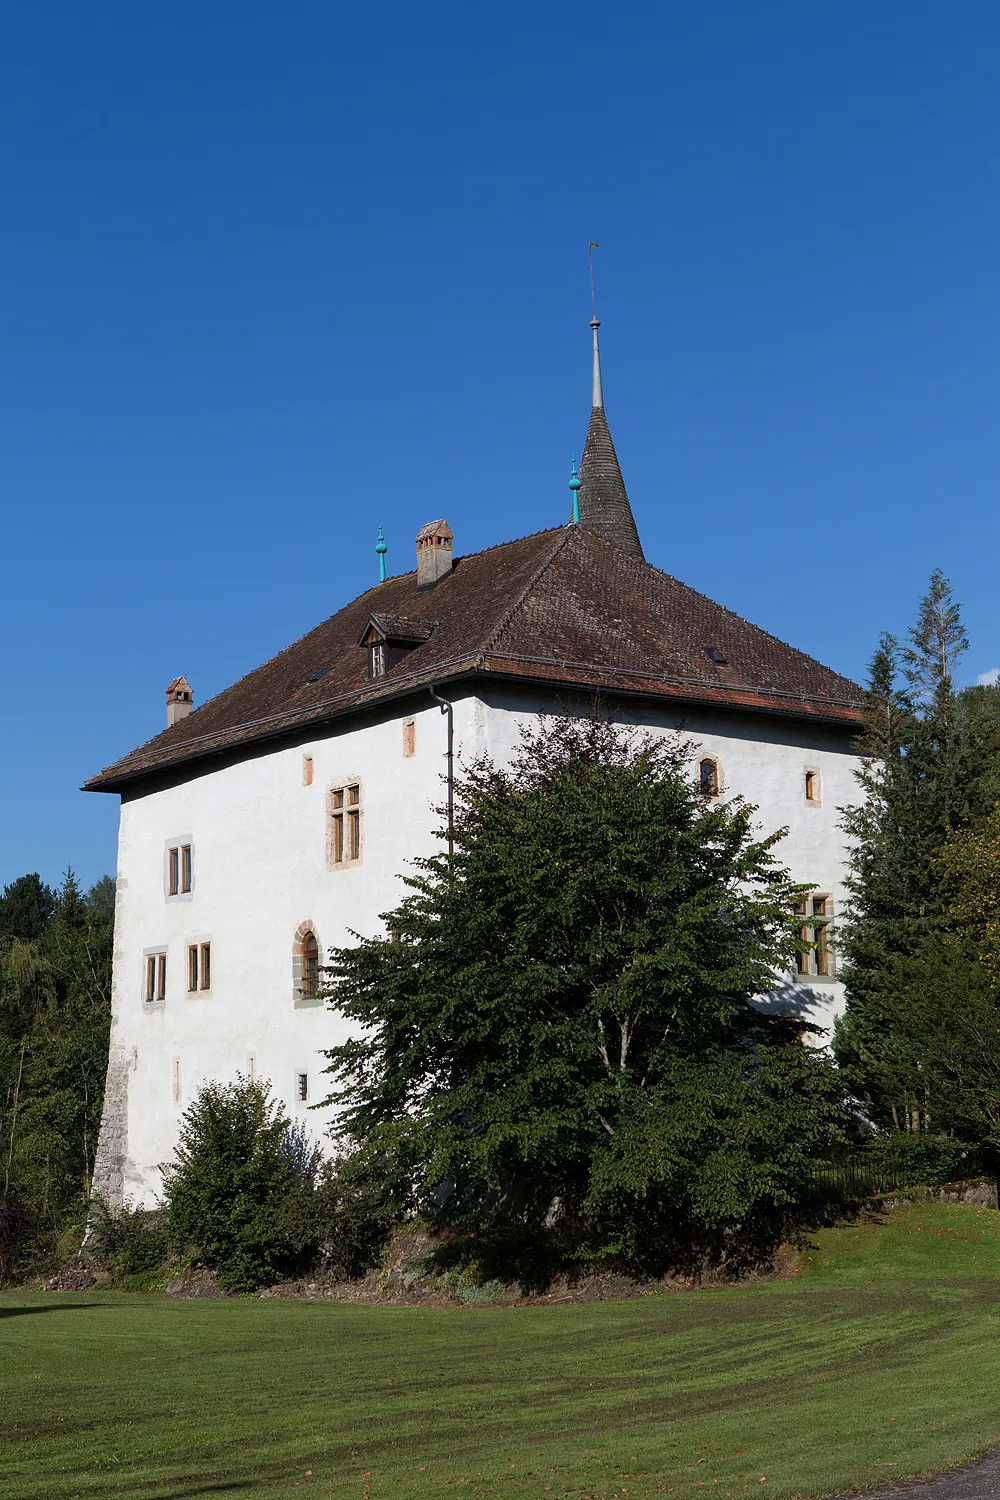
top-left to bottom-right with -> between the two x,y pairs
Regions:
164,1268 -> 230,1299
39,1266 -> 104,1292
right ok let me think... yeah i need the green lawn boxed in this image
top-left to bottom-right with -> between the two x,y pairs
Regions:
4,1203 -> 1000,1500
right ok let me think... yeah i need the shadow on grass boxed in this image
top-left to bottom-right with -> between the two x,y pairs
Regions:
0,1303 -> 99,1318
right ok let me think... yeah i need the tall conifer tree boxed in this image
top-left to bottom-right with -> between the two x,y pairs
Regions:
836,571 -> 982,1131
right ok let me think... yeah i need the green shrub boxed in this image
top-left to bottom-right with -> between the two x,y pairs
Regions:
864,1132 -> 978,1187
275,1148 -> 396,1280
162,1076 -> 316,1293
87,1196 -> 167,1279
0,1189 -> 37,1285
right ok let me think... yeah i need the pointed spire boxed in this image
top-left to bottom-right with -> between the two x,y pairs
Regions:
568,456 -> 581,524
591,318 -> 604,408
577,320 -> 644,559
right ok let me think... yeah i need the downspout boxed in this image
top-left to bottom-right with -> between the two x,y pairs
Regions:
428,684 -> 454,868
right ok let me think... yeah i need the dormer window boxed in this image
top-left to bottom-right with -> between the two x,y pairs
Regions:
359,614 -> 435,681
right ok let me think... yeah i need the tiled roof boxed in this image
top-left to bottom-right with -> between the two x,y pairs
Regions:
85,525 -> 863,791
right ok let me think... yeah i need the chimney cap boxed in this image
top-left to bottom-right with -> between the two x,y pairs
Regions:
415,519 -> 453,544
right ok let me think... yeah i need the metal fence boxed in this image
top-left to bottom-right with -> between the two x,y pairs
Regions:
797,1153 -> 974,1206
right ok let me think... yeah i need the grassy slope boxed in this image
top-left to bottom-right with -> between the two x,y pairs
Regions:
4,1203 -> 1000,1500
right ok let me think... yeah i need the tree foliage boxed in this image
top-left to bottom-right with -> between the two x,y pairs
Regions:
836,571 -> 1000,1137
322,717 -> 848,1271
162,1076 -> 319,1292
0,870 -> 114,1277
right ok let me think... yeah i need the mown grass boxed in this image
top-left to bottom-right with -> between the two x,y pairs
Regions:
4,1202 -> 1000,1500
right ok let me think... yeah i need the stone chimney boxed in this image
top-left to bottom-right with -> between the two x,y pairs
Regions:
166,676 -> 194,727
415,519 -> 453,588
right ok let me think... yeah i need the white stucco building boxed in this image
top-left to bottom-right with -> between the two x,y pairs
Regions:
87,323 -> 864,1209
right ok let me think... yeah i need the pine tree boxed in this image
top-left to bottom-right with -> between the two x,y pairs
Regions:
836,572 -> 986,1133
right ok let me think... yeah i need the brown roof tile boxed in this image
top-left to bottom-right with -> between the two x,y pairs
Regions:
85,525 -> 863,791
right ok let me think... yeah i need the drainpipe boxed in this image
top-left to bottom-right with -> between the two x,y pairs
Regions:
428,685 -> 454,868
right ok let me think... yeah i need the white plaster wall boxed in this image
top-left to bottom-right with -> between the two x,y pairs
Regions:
106,697 -> 468,1206
102,687 -> 860,1207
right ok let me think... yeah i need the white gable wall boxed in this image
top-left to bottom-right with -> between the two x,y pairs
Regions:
95,687 -> 859,1209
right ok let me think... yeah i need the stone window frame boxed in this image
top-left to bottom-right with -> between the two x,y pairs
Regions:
164,837 -> 195,902
326,780 -> 363,870
186,938 -> 213,996
697,755 -> 723,798
143,946 -> 167,1006
795,893 -> 834,981
293,920 -> 323,1008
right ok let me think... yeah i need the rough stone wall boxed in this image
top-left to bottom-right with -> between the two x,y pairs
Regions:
870,1176 -> 998,1211
90,1044 -> 135,1212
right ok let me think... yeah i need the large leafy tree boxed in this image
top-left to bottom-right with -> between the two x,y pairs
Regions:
321,717 -> 847,1269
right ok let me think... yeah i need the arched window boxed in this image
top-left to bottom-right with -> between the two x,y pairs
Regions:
293,922 -> 321,1005
699,757 -> 719,796
302,932 -> 319,999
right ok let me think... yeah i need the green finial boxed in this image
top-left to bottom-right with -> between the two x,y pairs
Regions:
376,523 -> 387,582
568,456 -> 581,525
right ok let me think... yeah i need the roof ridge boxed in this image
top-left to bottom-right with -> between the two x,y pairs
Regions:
482,526 -> 576,657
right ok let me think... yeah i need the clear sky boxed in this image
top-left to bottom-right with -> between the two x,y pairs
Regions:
3,1 -> 1000,889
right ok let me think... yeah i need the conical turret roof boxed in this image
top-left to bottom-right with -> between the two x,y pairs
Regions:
576,316 -> 644,558
578,404 -> 644,558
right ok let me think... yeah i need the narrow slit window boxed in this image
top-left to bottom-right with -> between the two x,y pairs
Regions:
181,846 -> 192,892
168,848 -> 179,896
200,942 -> 211,990
188,945 -> 199,992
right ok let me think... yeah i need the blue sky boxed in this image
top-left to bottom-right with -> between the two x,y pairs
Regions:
3,1 -> 1000,889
